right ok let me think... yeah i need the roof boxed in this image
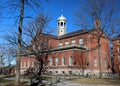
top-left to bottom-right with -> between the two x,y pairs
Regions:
58,29 -> 89,39
57,14 -> 66,21
112,34 -> 120,40
43,29 -> 89,40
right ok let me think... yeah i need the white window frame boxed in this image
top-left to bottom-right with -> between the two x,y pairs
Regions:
62,57 -> 66,66
94,58 -> 97,67
24,61 -> 26,68
69,56 -> 73,66
32,45 -> 35,50
59,42 -> 63,46
32,61 -> 34,67
79,38 -> 84,45
118,47 -> 120,53
104,59 -> 107,68
28,61 -> 30,68
56,57 -> 59,66
65,41 -> 69,46
119,65 -> 120,70
117,39 -> 120,44
49,57 -> 53,66
43,42 -> 47,48
72,39 -> 76,45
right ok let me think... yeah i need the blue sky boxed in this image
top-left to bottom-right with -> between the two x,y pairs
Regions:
0,0 -> 84,44
42,0 -> 84,34
0,0 -> 120,44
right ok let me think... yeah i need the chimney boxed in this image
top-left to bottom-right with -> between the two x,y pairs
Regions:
94,19 -> 100,29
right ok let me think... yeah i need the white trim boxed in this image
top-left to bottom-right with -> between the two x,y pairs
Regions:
118,47 -> 120,53
117,39 -> 120,44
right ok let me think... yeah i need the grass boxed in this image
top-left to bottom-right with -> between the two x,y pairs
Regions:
69,78 -> 120,85
0,78 -> 29,86
0,76 -> 30,86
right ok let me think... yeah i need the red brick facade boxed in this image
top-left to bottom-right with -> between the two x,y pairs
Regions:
20,15 -> 111,75
20,30 -> 111,75
112,36 -> 120,74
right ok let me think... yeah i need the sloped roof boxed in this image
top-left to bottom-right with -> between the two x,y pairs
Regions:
44,30 -> 89,39
43,29 -> 89,40
58,29 -> 89,39
112,34 -> 120,40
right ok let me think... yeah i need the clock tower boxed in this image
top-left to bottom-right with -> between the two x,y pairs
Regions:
57,14 -> 67,36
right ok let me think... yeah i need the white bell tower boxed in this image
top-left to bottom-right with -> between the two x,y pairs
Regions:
57,14 -> 67,36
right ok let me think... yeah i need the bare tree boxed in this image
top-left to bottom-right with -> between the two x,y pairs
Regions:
23,13 -> 51,83
4,12 -> 51,84
75,0 -> 120,78
1,45 -> 16,67
1,0 -> 48,84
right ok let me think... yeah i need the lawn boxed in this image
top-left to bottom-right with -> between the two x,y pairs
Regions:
0,78 -> 30,86
69,78 -> 120,85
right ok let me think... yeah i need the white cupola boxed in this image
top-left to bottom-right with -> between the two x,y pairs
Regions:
57,14 -> 67,36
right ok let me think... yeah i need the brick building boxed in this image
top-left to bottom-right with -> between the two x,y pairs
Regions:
20,15 -> 111,75
112,35 -> 120,74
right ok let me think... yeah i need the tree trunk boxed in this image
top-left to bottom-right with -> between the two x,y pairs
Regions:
16,0 -> 24,84
98,37 -> 102,78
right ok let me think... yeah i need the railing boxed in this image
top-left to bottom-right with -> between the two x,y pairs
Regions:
53,44 -> 86,50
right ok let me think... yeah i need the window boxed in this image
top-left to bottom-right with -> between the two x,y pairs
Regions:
56,57 -> 59,66
119,65 -> 120,70
43,42 -> 47,48
32,45 -> 35,50
62,57 -> 66,65
61,22 -> 63,26
69,56 -> 73,66
38,46 -> 41,50
104,59 -> 107,68
58,22 -> 60,26
49,57 -> 53,66
24,61 -> 26,68
118,47 -> 120,53
32,61 -> 34,67
94,58 -> 97,67
28,61 -> 30,68
72,39 -> 76,45
118,56 -> 120,63
65,41 -> 69,45
117,39 -> 120,44
59,42 -> 63,46
79,38 -> 84,45
64,22 -> 66,26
